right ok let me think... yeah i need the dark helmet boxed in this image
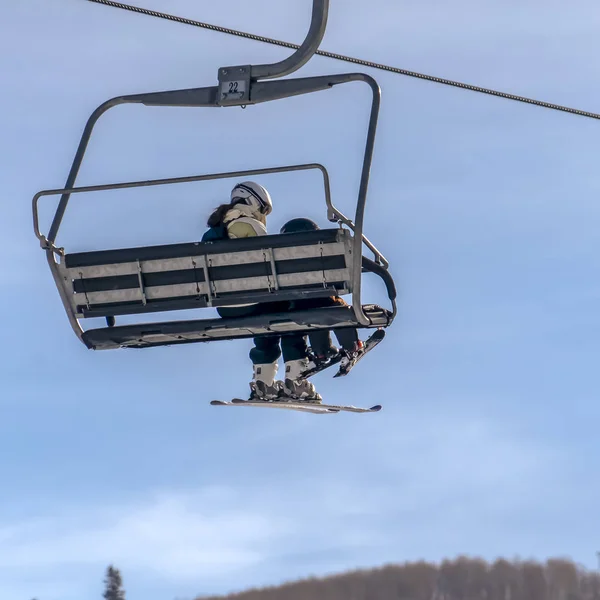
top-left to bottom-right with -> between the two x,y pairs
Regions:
279,218 -> 320,234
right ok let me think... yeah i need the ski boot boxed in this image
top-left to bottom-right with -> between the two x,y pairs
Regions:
314,345 -> 340,366
302,346 -> 341,378
338,340 -> 365,374
249,363 -> 283,401
282,359 -> 323,403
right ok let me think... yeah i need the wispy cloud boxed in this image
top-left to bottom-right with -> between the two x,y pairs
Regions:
0,488 -> 277,578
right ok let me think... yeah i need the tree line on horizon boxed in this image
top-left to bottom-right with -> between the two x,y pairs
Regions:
196,556 -> 600,600
26,555 -> 600,599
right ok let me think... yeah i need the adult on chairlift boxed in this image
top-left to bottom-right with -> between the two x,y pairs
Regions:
279,218 -> 365,370
202,182 -> 323,404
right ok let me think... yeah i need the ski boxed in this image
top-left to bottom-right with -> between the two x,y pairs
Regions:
302,328 -> 386,379
210,399 -> 382,414
334,328 -> 386,378
301,351 -> 343,378
310,402 -> 382,413
210,399 -> 339,414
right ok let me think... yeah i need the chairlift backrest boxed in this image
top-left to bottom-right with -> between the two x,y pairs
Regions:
59,228 -> 355,320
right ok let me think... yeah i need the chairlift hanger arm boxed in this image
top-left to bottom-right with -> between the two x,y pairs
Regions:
216,0 -> 328,106
251,0 -> 328,81
141,72 -> 368,107
348,74 -> 380,327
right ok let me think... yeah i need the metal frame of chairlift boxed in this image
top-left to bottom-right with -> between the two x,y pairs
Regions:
32,0 -> 396,348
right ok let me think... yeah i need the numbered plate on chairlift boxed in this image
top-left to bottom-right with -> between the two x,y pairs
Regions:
220,80 -> 247,102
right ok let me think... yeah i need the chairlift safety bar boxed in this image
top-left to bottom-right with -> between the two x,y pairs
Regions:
33,162 -> 388,268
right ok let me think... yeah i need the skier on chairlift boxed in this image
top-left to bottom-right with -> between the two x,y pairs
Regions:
202,182 -> 323,403
279,218 -> 365,371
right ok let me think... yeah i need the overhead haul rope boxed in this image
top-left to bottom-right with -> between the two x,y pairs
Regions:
86,0 -> 600,121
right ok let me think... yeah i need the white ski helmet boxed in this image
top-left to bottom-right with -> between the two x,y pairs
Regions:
230,181 -> 273,217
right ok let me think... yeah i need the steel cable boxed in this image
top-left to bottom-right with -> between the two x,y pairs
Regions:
87,0 -> 600,121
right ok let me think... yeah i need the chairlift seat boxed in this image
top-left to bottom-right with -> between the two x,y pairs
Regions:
52,227 -> 393,349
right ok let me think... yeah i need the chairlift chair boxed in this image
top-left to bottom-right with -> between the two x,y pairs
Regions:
32,0 -> 397,352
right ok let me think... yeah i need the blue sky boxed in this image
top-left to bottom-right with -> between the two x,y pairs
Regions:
2,0 -> 600,598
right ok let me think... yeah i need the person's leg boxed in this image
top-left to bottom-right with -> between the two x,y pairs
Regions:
322,298 -> 364,359
251,335 -> 282,364
280,334 -> 321,402
217,304 -> 284,400
333,327 -> 361,352
333,327 -> 365,373
248,335 -> 282,400
308,330 -> 338,361
291,297 -> 339,361
298,296 -> 361,361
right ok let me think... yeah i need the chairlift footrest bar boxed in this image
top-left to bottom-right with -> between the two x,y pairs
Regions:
81,305 -> 393,350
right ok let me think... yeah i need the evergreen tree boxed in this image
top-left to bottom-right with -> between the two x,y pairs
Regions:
103,564 -> 125,600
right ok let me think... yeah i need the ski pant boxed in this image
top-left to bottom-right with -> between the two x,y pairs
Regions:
217,295 -> 359,365
309,327 -> 359,357
217,302 -> 308,365
251,333 -> 308,364
290,296 -> 360,357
